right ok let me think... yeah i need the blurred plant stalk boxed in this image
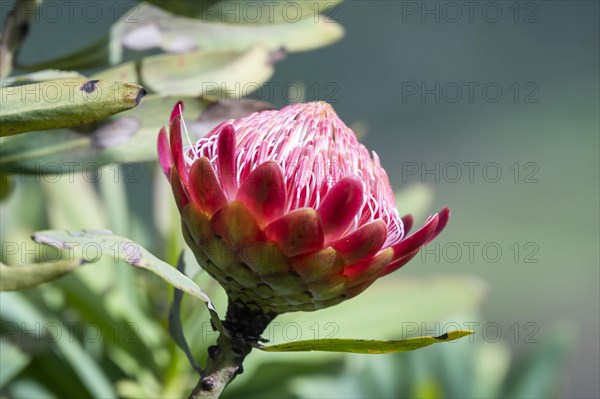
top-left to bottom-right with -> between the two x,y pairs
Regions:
0,0 -> 42,80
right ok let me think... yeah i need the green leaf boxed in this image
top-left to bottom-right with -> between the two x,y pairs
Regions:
0,340 -> 31,388
90,46 -> 274,97
143,0 -> 211,17
139,46 -> 273,97
31,229 -> 223,332
0,292 -> 116,398
8,379 -> 58,399
168,252 -> 202,372
0,96 -> 272,174
470,342 -> 511,398
258,330 -> 474,354
119,4 -> 344,54
0,79 -> 146,136
17,34 -> 112,72
142,0 -> 342,22
275,277 -> 486,342
21,2 -> 343,72
0,261 -> 82,291
180,0 -> 343,24
0,173 -> 13,201
232,276 -> 486,391
0,69 -> 86,88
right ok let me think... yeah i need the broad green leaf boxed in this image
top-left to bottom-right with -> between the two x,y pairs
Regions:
183,0 -> 343,24
21,2 -> 343,71
18,34 -> 112,71
31,229 -> 223,332
258,330 -> 474,354
139,46 -> 273,96
142,0 -> 343,23
91,46 -> 274,97
0,79 -> 146,136
0,96 -> 272,174
142,0 -> 211,17
0,69 -> 86,88
0,261 -> 82,291
119,5 -> 344,54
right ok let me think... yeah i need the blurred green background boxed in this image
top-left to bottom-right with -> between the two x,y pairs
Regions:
276,3 -> 600,397
1,1 -> 598,398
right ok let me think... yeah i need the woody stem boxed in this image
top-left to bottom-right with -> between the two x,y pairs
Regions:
188,301 -> 276,399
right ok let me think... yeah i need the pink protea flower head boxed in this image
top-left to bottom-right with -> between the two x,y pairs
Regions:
158,101 -> 449,319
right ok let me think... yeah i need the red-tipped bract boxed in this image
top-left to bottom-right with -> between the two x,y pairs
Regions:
158,102 -> 449,314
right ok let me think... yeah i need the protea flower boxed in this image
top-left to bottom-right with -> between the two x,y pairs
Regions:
158,101 -> 448,337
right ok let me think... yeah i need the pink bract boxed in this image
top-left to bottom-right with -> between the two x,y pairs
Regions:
158,101 -> 449,314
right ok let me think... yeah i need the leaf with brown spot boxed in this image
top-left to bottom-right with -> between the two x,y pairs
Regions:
0,79 -> 146,136
0,95 -> 273,174
30,229 -> 223,332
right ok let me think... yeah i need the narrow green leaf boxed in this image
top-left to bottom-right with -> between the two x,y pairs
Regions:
0,293 -> 116,398
168,252 -> 202,372
0,340 -> 31,388
31,229 -> 223,332
8,379 -> 58,399
0,261 -> 82,291
275,277 -> 486,342
0,79 -> 146,136
41,174 -> 107,229
470,342 -> 511,398
0,96 -> 272,174
0,174 -> 13,201
258,330 -> 474,354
